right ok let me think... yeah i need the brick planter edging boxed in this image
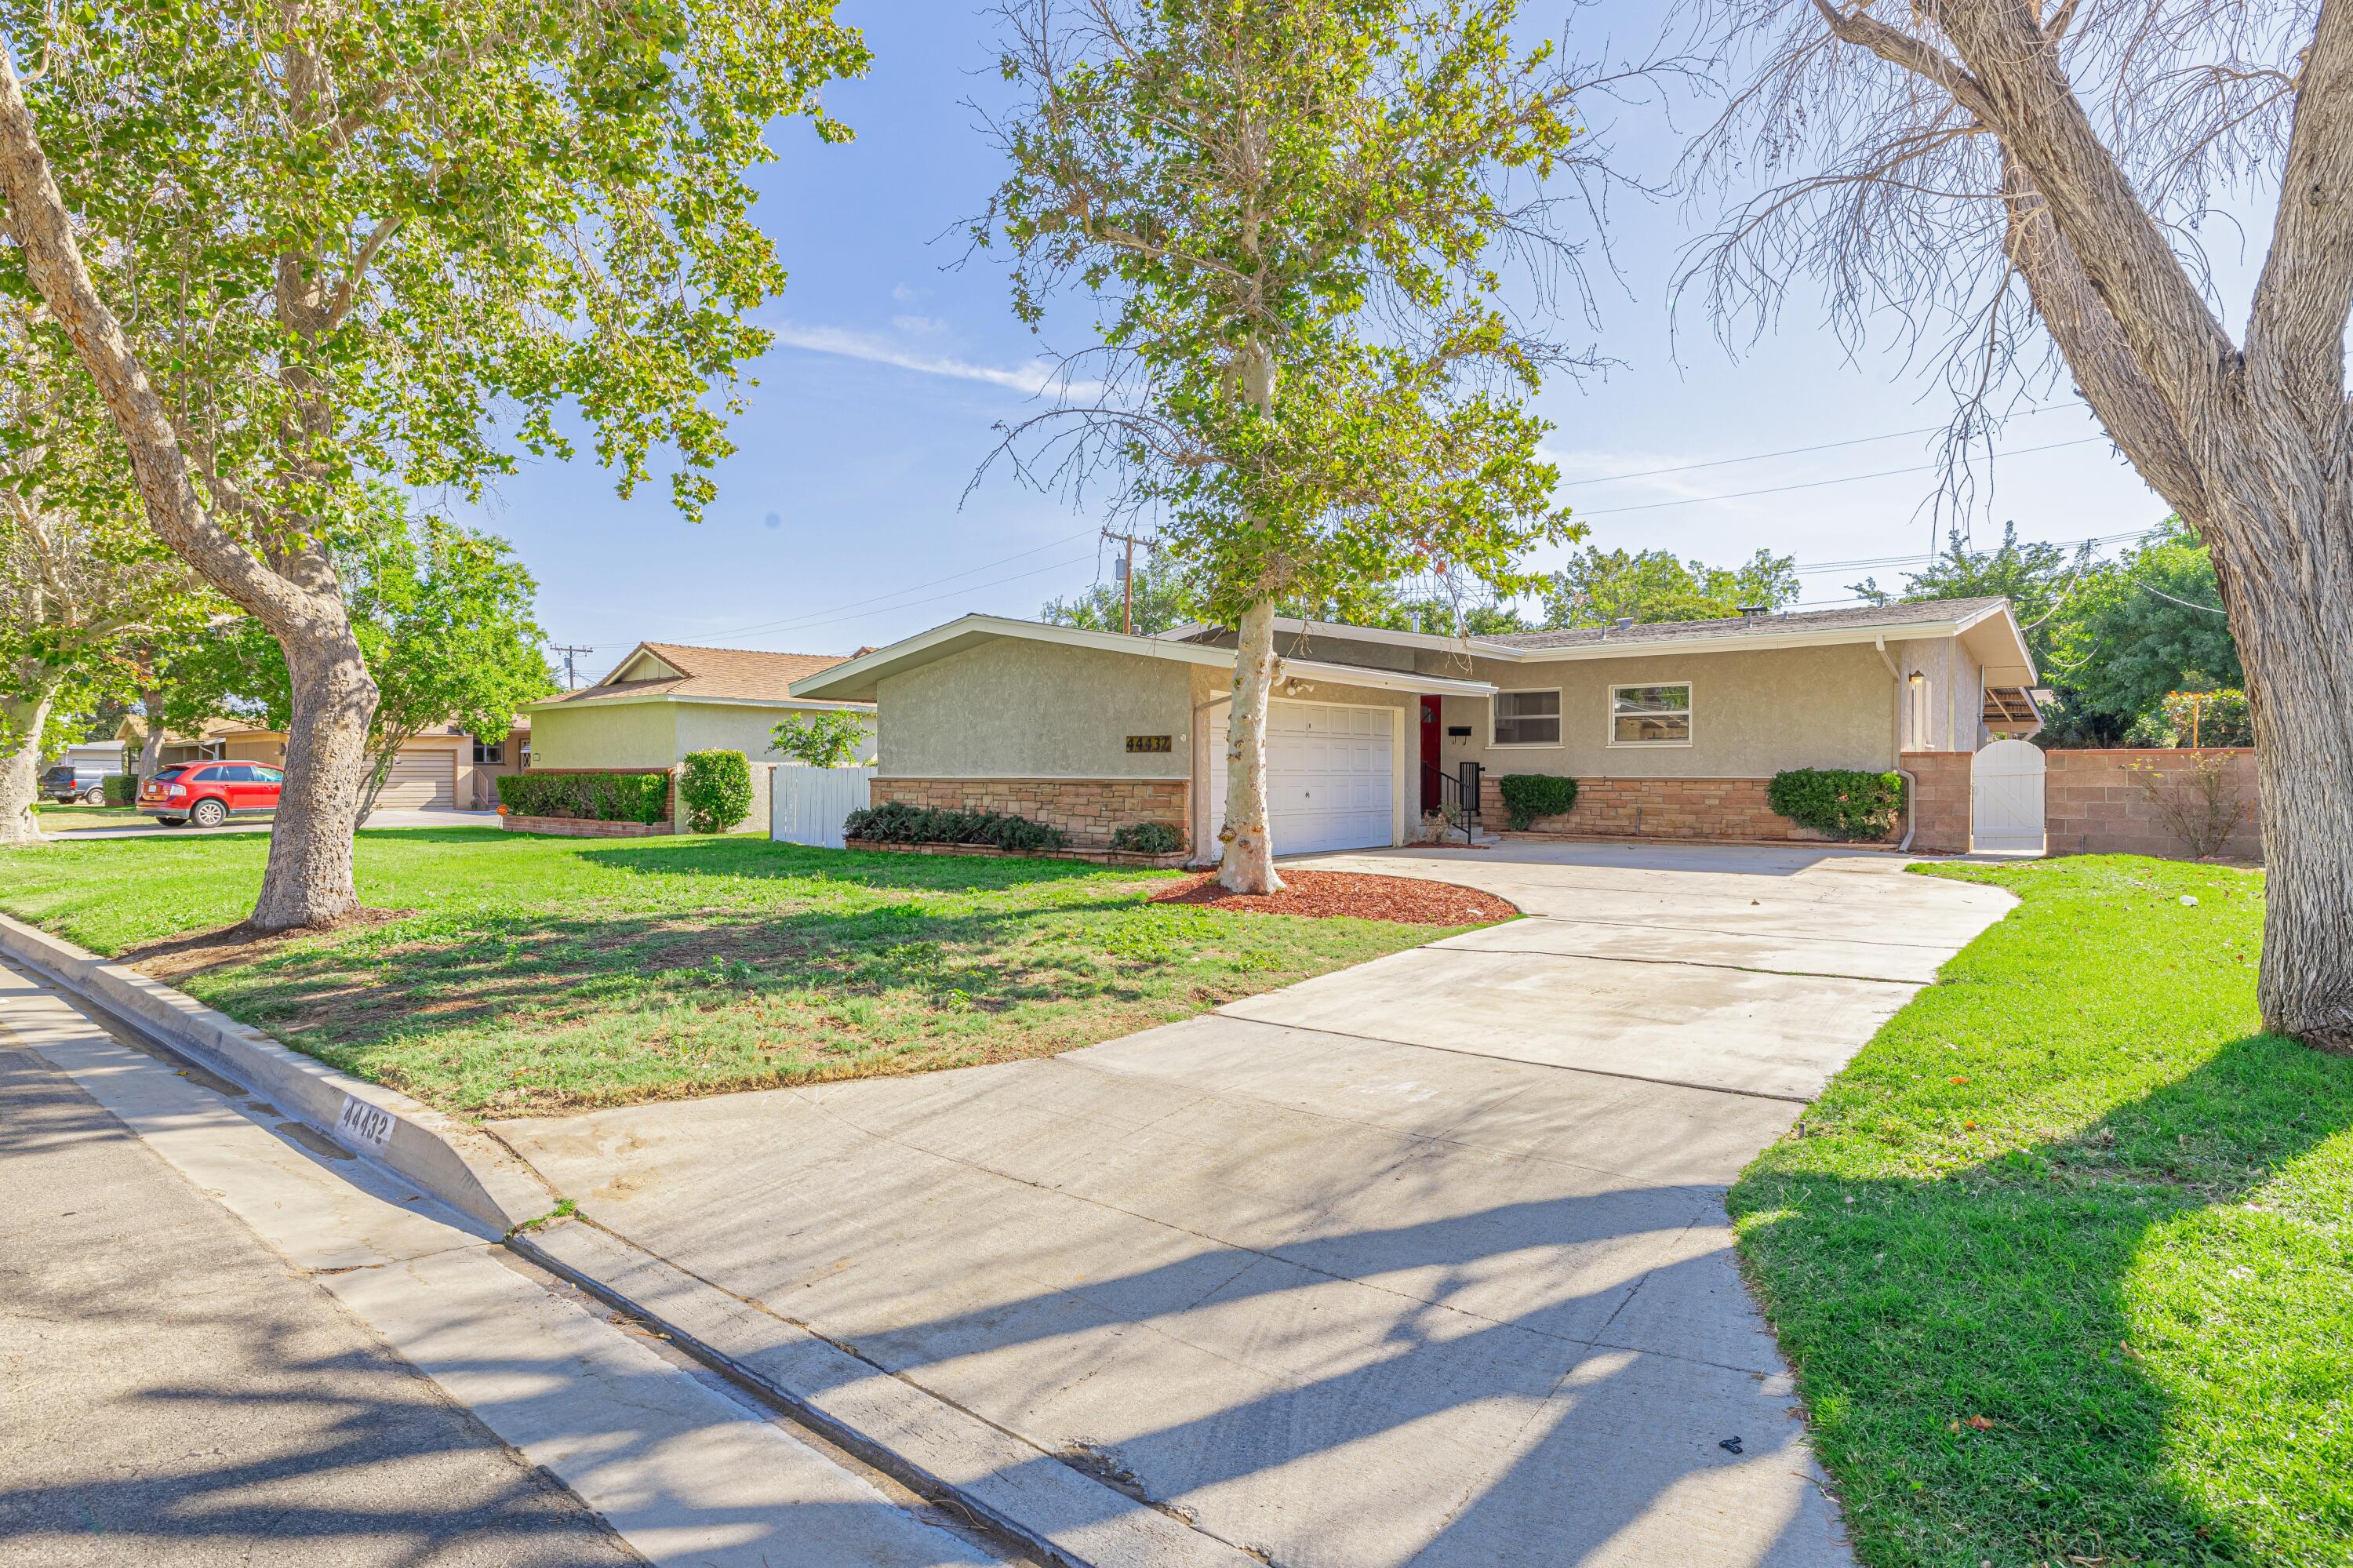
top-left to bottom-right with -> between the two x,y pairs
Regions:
847,838 -> 1191,869
500,813 -> 671,839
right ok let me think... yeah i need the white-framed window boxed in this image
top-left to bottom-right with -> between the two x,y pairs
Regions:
1609,682 -> 1693,747
1492,688 -> 1562,748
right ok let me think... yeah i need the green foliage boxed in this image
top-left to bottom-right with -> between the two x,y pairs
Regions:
678,750 -> 755,834
497,771 -> 669,824
102,773 -> 137,806
1766,769 -> 1905,840
1733,857 -> 2350,1568
157,509 -> 555,812
1540,547 -> 1798,628
1042,551 -> 1198,635
1109,821 -> 1184,854
2128,687 -> 2253,749
769,709 -> 872,769
986,0 -> 1585,630
0,0 -> 869,555
844,802 -> 1070,853
1497,773 -> 1577,830
2052,521 -> 2242,743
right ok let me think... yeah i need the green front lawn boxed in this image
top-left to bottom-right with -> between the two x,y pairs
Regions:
0,828 -> 1471,1115
1733,857 -> 2352,1567
29,802 -> 138,829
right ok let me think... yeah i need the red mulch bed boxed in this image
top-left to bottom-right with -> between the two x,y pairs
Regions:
1147,869 -> 1516,925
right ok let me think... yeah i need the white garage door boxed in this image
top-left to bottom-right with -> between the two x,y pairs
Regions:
378,749 -> 454,809
1207,700 -> 1395,857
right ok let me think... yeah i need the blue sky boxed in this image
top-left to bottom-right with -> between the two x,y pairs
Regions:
451,1 -> 2170,678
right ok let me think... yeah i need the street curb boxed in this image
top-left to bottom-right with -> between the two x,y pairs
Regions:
515,1218 -> 1266,1568
0,911 -> 1264,1566
0,911 -> 557,1234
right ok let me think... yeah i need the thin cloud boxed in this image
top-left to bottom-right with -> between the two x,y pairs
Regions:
767,320 -> 1075,397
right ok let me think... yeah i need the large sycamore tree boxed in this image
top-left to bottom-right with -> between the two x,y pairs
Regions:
1682,0 -> 2353,1050
0,0 -> 864,929
985,0 -> 1608,891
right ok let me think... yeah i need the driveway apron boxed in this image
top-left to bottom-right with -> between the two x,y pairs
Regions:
496,842 -> 2013,1568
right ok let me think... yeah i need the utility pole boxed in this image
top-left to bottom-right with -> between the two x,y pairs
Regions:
1101,528 -> 1157,635
548,644 -> 594,691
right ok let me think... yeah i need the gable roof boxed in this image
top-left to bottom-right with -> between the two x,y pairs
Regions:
1478,596 -> 2013,651
532,642 -> 862,709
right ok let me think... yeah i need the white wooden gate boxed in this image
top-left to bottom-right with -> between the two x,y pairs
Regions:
1971,738 -> 2047,854
770,766 -> 874,849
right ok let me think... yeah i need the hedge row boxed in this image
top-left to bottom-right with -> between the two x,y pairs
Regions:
1109,821 -> 1184,854
844,801 -> 1069,853
103,773 -> 139,806
496,770 -> 670,824
1496,773 -> 1578,830
1766,768 -> 1905,840
678,749 -> 754,833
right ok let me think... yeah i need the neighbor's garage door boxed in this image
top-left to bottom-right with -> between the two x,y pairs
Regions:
377,748 -> 454,809
1209,700 -> 1395,857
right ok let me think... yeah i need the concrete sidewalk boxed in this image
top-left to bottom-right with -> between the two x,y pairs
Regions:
0,961 -> 1021,1568
495,842 -> 2013,1568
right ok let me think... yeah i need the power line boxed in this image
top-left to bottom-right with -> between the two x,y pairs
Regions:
546,643 -> 595,690
1567,435 -> 2113,519
1555,402 -> 2083,489
652,526 -> 1103,644
1789,526 -> 2157,577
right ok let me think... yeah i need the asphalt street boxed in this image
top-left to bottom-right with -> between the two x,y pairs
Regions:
0,1035 -> 638,1566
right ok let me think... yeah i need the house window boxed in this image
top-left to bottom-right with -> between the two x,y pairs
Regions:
473,740 -> 504,765
1610,682 -> 1693,746
1492,689 -> 1562,747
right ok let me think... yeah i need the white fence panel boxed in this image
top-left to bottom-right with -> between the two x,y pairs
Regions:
770,765 -> 875,849
1971,738 -> 2048,854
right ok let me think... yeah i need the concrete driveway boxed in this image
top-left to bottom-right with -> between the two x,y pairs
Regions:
496,842 -> 2013,1568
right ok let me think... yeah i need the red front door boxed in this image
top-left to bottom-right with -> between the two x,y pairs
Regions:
1419,696 -> 1444,815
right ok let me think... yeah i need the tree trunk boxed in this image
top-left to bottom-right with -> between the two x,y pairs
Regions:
249,628 -> 375,930
0,46 -> 377,930
136,689 -> 166,779
1217,597 -> 1284,893
353,726 -> 415,826
0,692 -> 53,846
2209,502 -> 2353,1053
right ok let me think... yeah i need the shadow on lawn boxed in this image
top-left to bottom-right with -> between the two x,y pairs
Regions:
1732,1032 -> 2353,1566
573,835 -> 1157,893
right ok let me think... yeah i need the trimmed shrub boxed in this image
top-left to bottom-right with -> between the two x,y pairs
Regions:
1497,773 -> 1578,831
103,773 -> 138,807
844,800 -> 1070,853
678,749 -> 755,834
1766,768 -> 1905,841
497,770 -> 670,824
1109,821 -> 1183,855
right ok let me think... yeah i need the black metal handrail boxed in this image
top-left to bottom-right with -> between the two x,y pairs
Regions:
1419,759 -> 1482,845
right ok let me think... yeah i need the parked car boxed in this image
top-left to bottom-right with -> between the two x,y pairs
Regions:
139,762 -> 284,828
39,762 -> 116,804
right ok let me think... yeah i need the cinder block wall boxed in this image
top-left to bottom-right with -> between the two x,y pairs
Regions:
2045,748 -> 2261,860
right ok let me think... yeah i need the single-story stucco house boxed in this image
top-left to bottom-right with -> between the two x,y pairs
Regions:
787,597 -> 2041,861
116,716 -> 528,808
523,642 -> 875,830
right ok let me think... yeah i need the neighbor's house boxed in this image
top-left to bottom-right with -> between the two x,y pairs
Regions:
116,715 -> 530,809
522,642 -> 874,831
786,598 -> 2040,861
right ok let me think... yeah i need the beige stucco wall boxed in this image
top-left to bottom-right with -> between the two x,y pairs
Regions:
1436,642 -> 1904,780
527,700 -> 679,771
878,638 -> 1194,780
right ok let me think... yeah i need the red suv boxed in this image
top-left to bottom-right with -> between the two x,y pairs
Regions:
140,762 -> 285,828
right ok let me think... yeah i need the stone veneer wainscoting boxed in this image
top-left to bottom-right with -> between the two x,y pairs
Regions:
1479,774 -> 1894,846
871,778 -> 1190,853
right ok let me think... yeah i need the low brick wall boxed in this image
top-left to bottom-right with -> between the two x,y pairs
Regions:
1479,774 -> 1879,846
500,813 -> 671,839
2046,748 -> 2261,860
846,839 -> 1191,869
871,777 -> 1190,853
1901,751 -> 1973,855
